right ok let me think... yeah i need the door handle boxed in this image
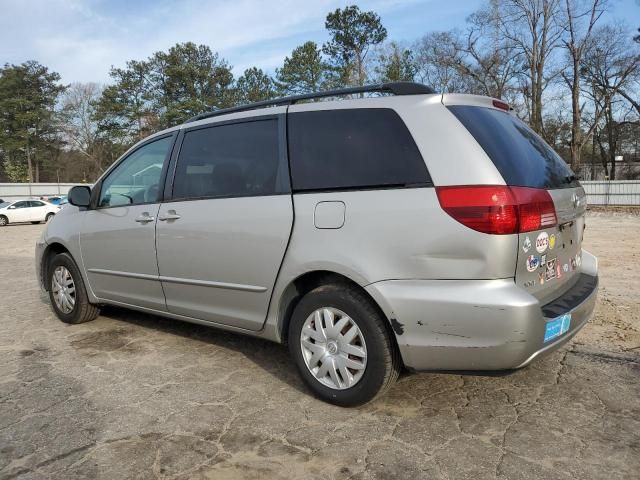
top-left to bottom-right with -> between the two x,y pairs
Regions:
158,210 -> 181,221
135,213 -> 155,223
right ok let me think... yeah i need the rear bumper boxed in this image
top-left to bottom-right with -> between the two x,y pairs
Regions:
366,250 -> 598,371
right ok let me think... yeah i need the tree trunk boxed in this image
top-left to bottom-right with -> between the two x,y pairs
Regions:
598,141 -> 609,178
25,137 -> 33,183
591,128 -> 596,180
569,56 -> 582,171
605,98 -> 616,180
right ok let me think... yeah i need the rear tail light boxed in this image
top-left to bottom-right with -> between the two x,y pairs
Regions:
436,185 -> 557,235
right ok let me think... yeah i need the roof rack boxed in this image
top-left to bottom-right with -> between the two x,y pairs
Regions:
185,81 -> 435,123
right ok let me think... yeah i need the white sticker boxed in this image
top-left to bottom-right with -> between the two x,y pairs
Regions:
526,255 -> 540,272
535,232 -> 549,253
522,236 -> 532,253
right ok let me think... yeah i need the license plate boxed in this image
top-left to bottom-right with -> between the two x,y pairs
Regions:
544,313 -> 572,343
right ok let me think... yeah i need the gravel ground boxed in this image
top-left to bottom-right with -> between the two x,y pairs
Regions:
0,212 -> 639,480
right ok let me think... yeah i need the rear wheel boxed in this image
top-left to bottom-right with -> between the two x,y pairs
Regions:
288,283 -> 401,406
0,215 -> 7,226
31,221 -> 41,224
45,213 -> 55,222
48,253 -> 100,324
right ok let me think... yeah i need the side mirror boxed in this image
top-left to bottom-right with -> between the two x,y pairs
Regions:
8,205 -> 15,209
68,186 -> 91,208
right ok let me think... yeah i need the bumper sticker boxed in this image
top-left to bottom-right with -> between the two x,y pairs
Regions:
536,232 -> 549,253
526,255 -> 540,272
545,258 -> 557,281
544,313 -> 572,343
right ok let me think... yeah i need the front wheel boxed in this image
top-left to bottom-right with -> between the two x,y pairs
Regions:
48,252 -> 100,324
0,215 -> 7,226
288,283 -> 401,406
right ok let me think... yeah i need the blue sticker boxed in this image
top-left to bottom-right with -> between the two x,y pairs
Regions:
544,313 -> 572,343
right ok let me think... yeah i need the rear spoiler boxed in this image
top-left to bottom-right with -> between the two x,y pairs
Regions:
441,94 -> 513,112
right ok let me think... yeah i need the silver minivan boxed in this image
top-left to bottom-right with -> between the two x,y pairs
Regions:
36,82 -> 598,406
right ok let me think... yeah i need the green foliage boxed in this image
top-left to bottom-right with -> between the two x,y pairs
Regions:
3,158 -> 29,182
374,43 -> 417,82
276,41 -> 330,94
235,67 -> 276,104
152,42 -> 235,125
94,60 -> 155,144
95,42 -> 235,143
323,5 -> 387,86
0,61 -> 66,182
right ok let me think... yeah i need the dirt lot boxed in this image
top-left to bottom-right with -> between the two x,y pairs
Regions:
1,212 -> 639,480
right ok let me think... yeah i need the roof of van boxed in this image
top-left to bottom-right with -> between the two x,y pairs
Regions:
185,82 -> 436,124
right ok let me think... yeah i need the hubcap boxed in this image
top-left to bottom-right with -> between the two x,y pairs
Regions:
51,266 -> 76,314
0,217 -> 6,226
299,307 -> 367,390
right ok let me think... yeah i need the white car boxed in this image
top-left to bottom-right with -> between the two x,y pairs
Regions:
0,199 -> 60,226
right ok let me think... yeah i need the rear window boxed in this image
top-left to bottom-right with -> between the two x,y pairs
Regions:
288,109 -> 431,191
448,106 -> 578,189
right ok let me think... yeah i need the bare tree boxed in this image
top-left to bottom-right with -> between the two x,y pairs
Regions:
561,0 -> 607,171
453,2 -> 524,99
413,32 -> 474,93
498,0 -> 564,134
582,24 -> 640,178
59,82 -> 106,175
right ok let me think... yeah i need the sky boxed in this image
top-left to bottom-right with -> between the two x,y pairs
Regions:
1,0 -> 638,85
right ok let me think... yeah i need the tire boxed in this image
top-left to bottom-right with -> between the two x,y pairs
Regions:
45,213 -> 55,222
0,215 -> 7,226
31,221 -> 41,224
288,283 -> 401,407
48,252 -> 100,324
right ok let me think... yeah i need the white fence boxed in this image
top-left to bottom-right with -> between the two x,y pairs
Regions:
1,181 -> 639,206
0,183 -> 90,200
581,181 -> 640,206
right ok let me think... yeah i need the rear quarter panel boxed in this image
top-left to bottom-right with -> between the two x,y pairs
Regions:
276,188 -> 518,285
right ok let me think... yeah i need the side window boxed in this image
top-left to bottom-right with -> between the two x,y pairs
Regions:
13,201 -> 29,208
288,108 -> 431,191
99,136 -> 172,208
172,119 -> 281,200
29,201 -> 44,207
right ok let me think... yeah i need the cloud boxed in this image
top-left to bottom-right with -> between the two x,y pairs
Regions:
1,0 -> 437,83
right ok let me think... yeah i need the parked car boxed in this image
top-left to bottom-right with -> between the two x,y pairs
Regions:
36,82 -> 598,406
47,196 -> 67,205
1,199 -> 60,226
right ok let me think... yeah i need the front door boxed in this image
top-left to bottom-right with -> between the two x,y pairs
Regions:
80,135 -> 174,310
9,201 -> 31,222
156,116 -> 293,331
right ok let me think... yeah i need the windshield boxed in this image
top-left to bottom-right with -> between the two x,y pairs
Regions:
448,106 -> 579,189
0,202 -> 10,208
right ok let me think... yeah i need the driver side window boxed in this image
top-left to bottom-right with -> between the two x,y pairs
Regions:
99,136 -> 172,208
